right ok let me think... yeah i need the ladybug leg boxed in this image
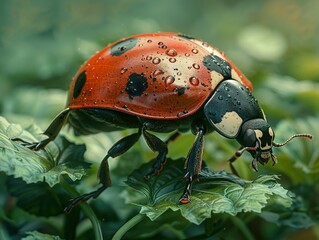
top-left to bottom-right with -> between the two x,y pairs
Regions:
142,126 -> 168,178
12,109 -> 70,150
179,128 -> 205,204
228,146 -> 244,176
64,130 -> 142,213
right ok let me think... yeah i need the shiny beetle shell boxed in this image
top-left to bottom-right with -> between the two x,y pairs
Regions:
68,32 -> 252,119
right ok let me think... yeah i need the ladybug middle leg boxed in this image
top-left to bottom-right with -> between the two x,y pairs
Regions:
64,129 -> 142,212
142,124 -> 168,178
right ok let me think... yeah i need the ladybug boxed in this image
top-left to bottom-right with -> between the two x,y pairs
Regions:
14,32 -> 312,212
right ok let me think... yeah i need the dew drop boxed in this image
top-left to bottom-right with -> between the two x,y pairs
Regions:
146,55 -> 152,61
152,57 -> 161,64
169,58 -> 176,63
185,53 -> 190,57
152,69 -> 164,76
177,71 -> 182,76
237,100 -> 241,105
202,42 -> 209,47
189,77 -> 199,86
147,39 -> 152,43
158,41 -> 167,49
120,68 -> 128,74
177,109 -> 189,117
166,48 -> 177,57
218,95 -> 223,100
192,49 -> 199,54
192,63 -> 200,69
165,75 -> 175,85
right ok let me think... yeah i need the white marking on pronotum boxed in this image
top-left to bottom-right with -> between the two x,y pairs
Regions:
210,71 -> 224,88
214,111 -> 243,137
231,69 -> 242,83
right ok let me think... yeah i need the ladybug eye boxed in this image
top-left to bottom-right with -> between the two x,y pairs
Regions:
243,129 -> 256,147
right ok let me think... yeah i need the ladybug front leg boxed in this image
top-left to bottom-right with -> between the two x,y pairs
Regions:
64,130 -> 142,212
227,146 -> 245,176
179,127 -> 205,204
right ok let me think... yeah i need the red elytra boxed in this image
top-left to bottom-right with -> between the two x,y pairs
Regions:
68,32 -> 252,119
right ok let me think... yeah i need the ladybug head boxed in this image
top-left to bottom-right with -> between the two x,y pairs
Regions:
236,119 -> 275,171
236,118 -> 312,171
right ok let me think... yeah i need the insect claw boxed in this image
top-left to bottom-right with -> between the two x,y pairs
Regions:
271,153 -> 278,166
252,158 -> 258,172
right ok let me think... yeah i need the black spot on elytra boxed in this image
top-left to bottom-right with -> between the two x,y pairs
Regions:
110,38 -> 138,56
203,55 -> 232,79
173,87 -> 186,96
177,87 -> 186,96
126,73 -> 148,98
73,71 -> 86,98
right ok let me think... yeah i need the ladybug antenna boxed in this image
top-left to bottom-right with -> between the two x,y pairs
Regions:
273,134 -> 313,148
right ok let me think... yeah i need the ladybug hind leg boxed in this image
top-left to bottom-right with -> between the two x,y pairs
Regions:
64,129 -> 142,212
12,108 -> 70,150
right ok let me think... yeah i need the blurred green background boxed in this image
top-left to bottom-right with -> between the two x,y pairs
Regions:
1,0 -> 319,239
1,0 -> 319,119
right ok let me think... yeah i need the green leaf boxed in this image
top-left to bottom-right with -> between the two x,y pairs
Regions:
125,158 -> 292,225
256,76 -> 319,119
260,211 -> 314,229
22,231 -> 64,240
0,116 -> 90,186
6,177 -> 69,216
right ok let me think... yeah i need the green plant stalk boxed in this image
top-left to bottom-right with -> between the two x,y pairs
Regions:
60,178 -> 103,240
63,205 -> 80,240
112,213 -> 146,240
230,216 -> 255,240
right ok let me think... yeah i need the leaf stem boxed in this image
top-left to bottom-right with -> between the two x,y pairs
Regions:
230,216 -> 255,240
112,213 -> 145,240
60,178 -> 103,240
